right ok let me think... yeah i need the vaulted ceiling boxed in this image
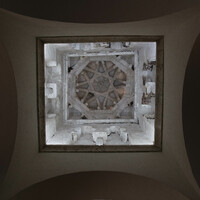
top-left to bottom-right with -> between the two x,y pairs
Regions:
0,1 -> 200,200
0,0 -> 199,23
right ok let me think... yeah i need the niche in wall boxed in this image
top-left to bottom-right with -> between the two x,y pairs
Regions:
37,36 -> 163,152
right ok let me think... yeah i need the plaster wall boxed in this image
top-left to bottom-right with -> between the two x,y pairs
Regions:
0,41 -> 17,188
10,172 -> 191,200
0,7 -> 200,200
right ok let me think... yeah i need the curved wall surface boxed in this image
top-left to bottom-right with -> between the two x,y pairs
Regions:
183,33 -> 200,187
0,0 -> 199,23
10,171 -> 190,200
0,41 -> 17,188
0,5 -> 200,200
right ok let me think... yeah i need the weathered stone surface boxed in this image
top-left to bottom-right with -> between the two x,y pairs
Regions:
92,131 -> 107,145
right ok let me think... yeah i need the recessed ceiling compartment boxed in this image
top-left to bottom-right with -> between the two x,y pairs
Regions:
37,36 -> 164,152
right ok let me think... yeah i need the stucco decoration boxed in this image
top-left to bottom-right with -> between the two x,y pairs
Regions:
37,38 -> 161,150
69,57 -> 134,119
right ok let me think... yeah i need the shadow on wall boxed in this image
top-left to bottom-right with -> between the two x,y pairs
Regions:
183,33 -> 200,188
0,0 -> 199,23
0,41 -> 18,187
10,171 -> 190,200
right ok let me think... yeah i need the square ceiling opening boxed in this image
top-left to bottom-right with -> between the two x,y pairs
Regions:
37,36 -> 163,152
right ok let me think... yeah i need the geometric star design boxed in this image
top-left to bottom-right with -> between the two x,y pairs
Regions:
68,56 -> 135,119
76,61 -> 127,111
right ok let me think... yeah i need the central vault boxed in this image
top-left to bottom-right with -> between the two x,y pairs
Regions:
68,56 -> 134,119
